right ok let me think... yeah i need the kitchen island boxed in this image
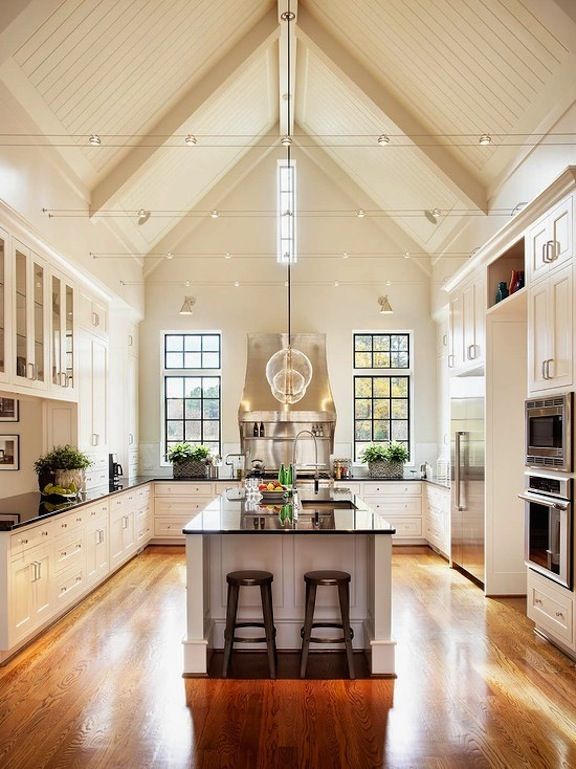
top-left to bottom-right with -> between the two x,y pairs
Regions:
182,488 -> 396,676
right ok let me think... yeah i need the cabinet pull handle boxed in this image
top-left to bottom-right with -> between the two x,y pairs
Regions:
545,358 -> 553,380
92,311 -> 99,327
555,610 -> 564,619
542,242 -> 551,263
548,240 -> 558,262
541,360 -> 548,380
447,353 -> 455,368
19,537 -> 29,545
27,362 -> 35,380
91,433 -> 99,446
534,598 -> 543,606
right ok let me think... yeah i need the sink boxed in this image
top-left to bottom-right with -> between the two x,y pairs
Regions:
300,499 -> 356,510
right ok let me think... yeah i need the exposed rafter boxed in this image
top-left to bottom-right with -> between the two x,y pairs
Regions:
144,127 -> 280,279
90,7 -> 278,216
296,126 -> 431,278
278,0 -> 298,137
297,6 -> 487,214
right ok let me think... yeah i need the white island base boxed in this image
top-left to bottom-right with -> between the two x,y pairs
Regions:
183,532 -> 395,677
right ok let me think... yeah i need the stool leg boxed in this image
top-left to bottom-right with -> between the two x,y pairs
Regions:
260,582 -> 277,679
300,581 -> 317,678
222,582 -> 239,678
337,580 -> 355,680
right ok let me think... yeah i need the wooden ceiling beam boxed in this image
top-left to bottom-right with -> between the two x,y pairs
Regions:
297,6 -> 487,214
90,8 -> 278,216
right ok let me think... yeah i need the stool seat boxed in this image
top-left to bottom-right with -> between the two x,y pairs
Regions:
223,570 -> 277,678
300,570 -> 355,679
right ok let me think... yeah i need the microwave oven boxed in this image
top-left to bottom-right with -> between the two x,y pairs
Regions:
525,393 -> 572,472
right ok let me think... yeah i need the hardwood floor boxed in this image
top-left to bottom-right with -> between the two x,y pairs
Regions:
1,545 -> 575,769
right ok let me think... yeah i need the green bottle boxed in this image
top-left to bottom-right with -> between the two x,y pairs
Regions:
278,463 -> 286,485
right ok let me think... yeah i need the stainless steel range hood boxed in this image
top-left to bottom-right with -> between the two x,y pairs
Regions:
238,333 -> 336,473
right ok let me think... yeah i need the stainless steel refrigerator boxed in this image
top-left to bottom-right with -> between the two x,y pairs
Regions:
451,395 -> 485,586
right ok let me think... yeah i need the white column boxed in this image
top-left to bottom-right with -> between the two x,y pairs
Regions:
182,534 -> 209,676
368,534 -> 396,675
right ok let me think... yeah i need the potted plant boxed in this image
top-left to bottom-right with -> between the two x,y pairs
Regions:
33,444 -> 92,493
360,441 -> 409,479
167,443 -> 211,479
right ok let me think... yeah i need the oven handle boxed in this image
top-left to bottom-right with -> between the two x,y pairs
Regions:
517,492 -> 569,510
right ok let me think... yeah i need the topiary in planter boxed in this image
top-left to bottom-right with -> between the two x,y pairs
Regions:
168,443 -> 210,479
360,442 -> 409,480
34,445 -> 92,492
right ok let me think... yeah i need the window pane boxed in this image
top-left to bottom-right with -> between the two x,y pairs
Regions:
355,442 -> 371,462
373,335 -> 390,351
355,399 -> 372,419
166,352 -> 183,368
392,421 -> 408,440
391,377 -> 408,397
391,334 -> 408,351
185,421 -> 201,441
204,441 -> 219,454
166,399 -> 183,419
373,352 -> 390,368
167,421 -> 183,440
391,399 -> 408,418
203,421 -> 219,440
202,352 -> 220,368
355,335 -> 372,351
373,421 -> 389,441
355,352 -> 372,368
185,378 -> 202,397
373,378 -> 390,397
184,335 -> 201,351
355,377 -> 372,397
203,399 -> 220,419
166,377 -> 183,398
203,335 -> 220,352
166,335 -> 183,352
355,420 -> 371,440
391,352 -> 409,369
373,399 -> 390,419
185,399 -> 201,419
203,378 -> 220,397
184,352 -> 202,368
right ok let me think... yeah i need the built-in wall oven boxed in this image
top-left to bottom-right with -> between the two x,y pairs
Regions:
519,473 -> 572,589
525,393 -> 572,471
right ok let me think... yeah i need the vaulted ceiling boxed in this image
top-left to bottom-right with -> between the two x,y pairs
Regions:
1,0 -> 575,270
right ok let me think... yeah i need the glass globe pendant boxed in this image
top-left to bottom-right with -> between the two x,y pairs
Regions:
266,346 -> 312,405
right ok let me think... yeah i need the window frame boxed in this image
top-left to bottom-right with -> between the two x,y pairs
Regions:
160,330 -> 222,466
352,330 -> 415,465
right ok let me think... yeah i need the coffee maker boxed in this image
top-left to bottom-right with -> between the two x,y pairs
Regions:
109,453 -> 123,490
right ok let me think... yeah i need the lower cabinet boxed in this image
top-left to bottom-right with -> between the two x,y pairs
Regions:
423,484 -> 450,557
153,482 -> 223,542
8,544 -> 51,645
527,568 -> 575,651
361,481 -> 424,544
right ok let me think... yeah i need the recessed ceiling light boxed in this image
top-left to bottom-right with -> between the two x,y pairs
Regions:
356,208 -> 366,218
185,134 -> 197,145
377,135 -> 390,145
479,134 -> 492,145
88,134 -> 101,146
281,135 -> 292,146
210,209 -> 220,219
137,209 -> 150,225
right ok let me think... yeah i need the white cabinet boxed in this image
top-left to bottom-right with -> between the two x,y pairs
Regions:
78,292 -> 108,337
526,194 -> 573,285
0,227 -> 10,383
50,271 -> 76,397
13,241 -> 48,390
528,264 -> 573,393
153,482 -> 217,541
527,569 -> 574,650
447,272 -> 485,373
423,483 -> 450,557
9,544 -> 51,645
85,501 -> 110,587
78,330 -> 109,468
361,481 -> 424,543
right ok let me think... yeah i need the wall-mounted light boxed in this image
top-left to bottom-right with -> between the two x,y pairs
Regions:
378,295 -> 393,314
137,209 -> 150,225
179,296 -> 195,315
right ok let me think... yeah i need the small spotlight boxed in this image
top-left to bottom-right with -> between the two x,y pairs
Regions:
281,136 -> 292,146
356,208 -> 366,218
88,134 -> 101,146
210,209 -> 220,219
377,135 -> 390,145
479,134 -> 492,145
185,134 -> 197,145
137,209 -> 150,225
179,296 -> 195,315
378,295 -> 393,314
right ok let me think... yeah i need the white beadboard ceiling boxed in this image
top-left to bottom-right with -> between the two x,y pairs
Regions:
1,0 -> 576,259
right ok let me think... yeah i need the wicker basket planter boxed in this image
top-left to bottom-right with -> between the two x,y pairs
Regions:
368,460 -> 404,479
55,468 -> 86,491
173,460 -> 207,479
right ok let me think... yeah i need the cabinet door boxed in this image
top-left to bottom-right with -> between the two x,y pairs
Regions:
91,336 -> 108,450
549,196 -> 573,271
0,227 -> 10,383
528,281 -> 550,393
13,245 -> 48,389
127,352 -> 138,449
9,556 -> 34,641
32,549 -> 51,624
447,293 -> 463,371
86,520 -> 109,586
547,265 -> 573,389
51,275 -> 75,394
527,216 -> 550,284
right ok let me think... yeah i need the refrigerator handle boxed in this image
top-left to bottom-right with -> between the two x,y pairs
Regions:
455,431 -> 465,511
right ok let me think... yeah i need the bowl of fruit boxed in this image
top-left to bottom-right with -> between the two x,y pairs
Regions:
41,482 -> 80,503
258,481 -> 288,502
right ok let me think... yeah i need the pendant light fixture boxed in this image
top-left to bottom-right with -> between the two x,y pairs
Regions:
265,2 -> 313,405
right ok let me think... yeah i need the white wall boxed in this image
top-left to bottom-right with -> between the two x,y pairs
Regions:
139,150 -> 438,474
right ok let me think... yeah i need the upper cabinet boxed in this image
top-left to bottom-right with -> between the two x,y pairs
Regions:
0,228 -> 9,384
526,195 -> 573,285
13,242 -> 48,391
51,272 -> 76,397
447,271 -> 485,374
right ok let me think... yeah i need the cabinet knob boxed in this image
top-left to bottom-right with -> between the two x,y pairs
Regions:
534,598 -> 543,606
555,611 -> 564,619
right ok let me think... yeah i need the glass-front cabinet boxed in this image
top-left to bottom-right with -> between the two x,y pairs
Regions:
14,241 -> 48,390
51,272 -> 75,394
0,228 -> 8,383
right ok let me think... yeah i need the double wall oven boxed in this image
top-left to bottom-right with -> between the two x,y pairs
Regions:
522,393 -> 573,589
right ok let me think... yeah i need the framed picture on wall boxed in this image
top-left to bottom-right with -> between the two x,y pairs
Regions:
0,435 -> 19,470
0,398 -> 19,422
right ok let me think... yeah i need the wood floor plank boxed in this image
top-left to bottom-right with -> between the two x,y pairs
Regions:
1,545 -> 576,769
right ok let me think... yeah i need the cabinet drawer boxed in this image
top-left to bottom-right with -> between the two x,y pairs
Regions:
135,484 -> 151,504
85,469 -> 108,488
54,565 -> 85,608
10,523 -> 52,554
426,486 -> 450,508
55,508 -> 88,533
388,518 -> 422,538
363,482 -> 421,496
154,498 -> 212,517
154,482 -> 215,497
53,530 -> 84,574
527,570 -> 573,645
84,501 -> 109,521
154,517 -> 189,538
110,491 -> 138,513
334,482 -> 362,495
363,498 -> 421,516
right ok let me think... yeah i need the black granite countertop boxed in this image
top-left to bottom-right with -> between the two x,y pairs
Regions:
182,488 -> 396,535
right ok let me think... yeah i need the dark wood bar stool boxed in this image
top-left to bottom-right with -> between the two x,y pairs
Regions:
300,570 -> 355,679
222,570 -> 277,678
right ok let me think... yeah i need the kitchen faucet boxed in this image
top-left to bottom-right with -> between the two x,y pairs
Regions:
291,430 -> 319,494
